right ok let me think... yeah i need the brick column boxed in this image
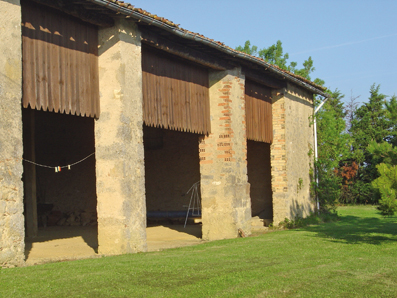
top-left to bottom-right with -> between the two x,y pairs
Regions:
0,0 -> 25,267
271,89 -> 289,225
96,19 -> 147,255
200,68 -> 251,241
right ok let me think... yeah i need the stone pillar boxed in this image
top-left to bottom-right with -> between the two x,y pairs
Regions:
271,85 -> 315,225
284,83 -> 315,219
0,0 -> 25,267
270,89 -> 289,225
200,68 -> 251,241
96,19 -> 147,255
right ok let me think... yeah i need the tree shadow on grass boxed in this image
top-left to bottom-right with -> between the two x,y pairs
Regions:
302,215 -> 397,245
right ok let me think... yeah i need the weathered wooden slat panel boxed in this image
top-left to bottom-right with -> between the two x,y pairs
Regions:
245,80 -> 273,143
22,18 -> 36,110
21,0 -> 99,118
49,13 -> 60,113
142,46 -> 210,135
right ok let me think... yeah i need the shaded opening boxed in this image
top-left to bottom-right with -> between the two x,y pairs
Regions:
144,125 -> 202,242
22,108 -> 98,262
247,140 -> 273,220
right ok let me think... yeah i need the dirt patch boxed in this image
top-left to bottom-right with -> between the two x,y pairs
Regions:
25,224 -> 203,266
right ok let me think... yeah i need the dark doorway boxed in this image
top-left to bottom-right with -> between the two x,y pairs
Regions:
22,108 -> 98,259
247,140 -> 273,220
143,125 -> 202,238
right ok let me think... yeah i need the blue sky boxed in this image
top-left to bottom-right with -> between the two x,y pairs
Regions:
131,0 -> 397,105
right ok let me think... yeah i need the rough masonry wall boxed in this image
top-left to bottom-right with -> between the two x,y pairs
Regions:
285,83 -> 315,218
0,0 -> 25,267
270,90 -> 288,225
200,68 -> 251,241
271,85 -> 315,225
96,19 -> 147,255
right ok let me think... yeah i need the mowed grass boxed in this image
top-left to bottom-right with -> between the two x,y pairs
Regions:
1,206 -> 397,297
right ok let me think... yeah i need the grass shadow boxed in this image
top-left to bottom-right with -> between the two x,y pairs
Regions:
302,213 -> 397,245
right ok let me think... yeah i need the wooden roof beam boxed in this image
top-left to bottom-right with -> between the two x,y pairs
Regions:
140,28 -> 234,71
242,67 -> 286,90
27,0 -> 115,27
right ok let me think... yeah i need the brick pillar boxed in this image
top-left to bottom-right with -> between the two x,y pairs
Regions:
0,0 -> 25,267
200,68 -> 251,241
271,89 -> 289,225
96,19 -> 147,255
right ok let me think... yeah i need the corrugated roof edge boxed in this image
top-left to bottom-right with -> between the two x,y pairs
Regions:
89,0 -> 329,98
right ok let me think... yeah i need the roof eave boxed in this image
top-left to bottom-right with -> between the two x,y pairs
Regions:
89,0 -> 329,98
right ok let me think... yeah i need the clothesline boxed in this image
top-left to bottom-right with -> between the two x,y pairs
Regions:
23,152 -> 95,172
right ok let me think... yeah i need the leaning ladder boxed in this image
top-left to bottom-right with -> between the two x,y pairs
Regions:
184,181 -> 201,228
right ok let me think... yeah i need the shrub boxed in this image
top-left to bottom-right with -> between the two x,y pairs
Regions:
372,163 -> 397,216
277,210 -> 339,229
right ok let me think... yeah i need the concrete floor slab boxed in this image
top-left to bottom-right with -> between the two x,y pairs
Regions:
25,224 -> 202,266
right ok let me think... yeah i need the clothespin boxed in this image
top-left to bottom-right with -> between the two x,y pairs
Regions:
68,165 -> 71,170
55,167 -> 58,173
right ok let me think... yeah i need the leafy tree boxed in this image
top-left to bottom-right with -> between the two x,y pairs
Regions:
385,95 -> 397,147
369,141 -> 397,215
235,40 -> 258,56
372,164 -> 397,216
351,84 -> 389,151
344,92 -> 360,133
235,40 -> 319,81
349,84 -> 390,204
258,40 -> 290,70
314,98 -> 350,209
327,89 -> 345,119
290,56 -> 315,81
338,161 -> 359,204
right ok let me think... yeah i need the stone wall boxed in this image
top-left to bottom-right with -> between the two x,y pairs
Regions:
270,89 -> 288,224
271,84 -> 315,225
200,68 -> 251,241
96,19 -> 147,255
285,83 -> 315,218
0,0 -> 25,267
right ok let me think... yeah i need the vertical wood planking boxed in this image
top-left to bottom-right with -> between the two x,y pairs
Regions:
245,80 -> 273,143
142,46 -> 210,135
21,0 -> 99,118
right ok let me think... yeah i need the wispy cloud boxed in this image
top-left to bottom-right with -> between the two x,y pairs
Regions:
291,33 -> 397,56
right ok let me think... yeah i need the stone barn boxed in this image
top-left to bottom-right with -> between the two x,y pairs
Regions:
0,0 -> 328,267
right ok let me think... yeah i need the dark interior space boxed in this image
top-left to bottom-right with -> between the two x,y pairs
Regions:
143,125 -> 202,233
247,140 -> 273,220
22,108 -> 98,255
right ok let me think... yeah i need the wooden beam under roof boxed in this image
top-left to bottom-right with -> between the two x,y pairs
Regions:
140,28 -> 235,71
242,67 -> 286,90
26,0 -> 115,27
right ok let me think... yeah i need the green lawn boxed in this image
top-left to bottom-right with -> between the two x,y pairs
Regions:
1,206 -> 397,297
